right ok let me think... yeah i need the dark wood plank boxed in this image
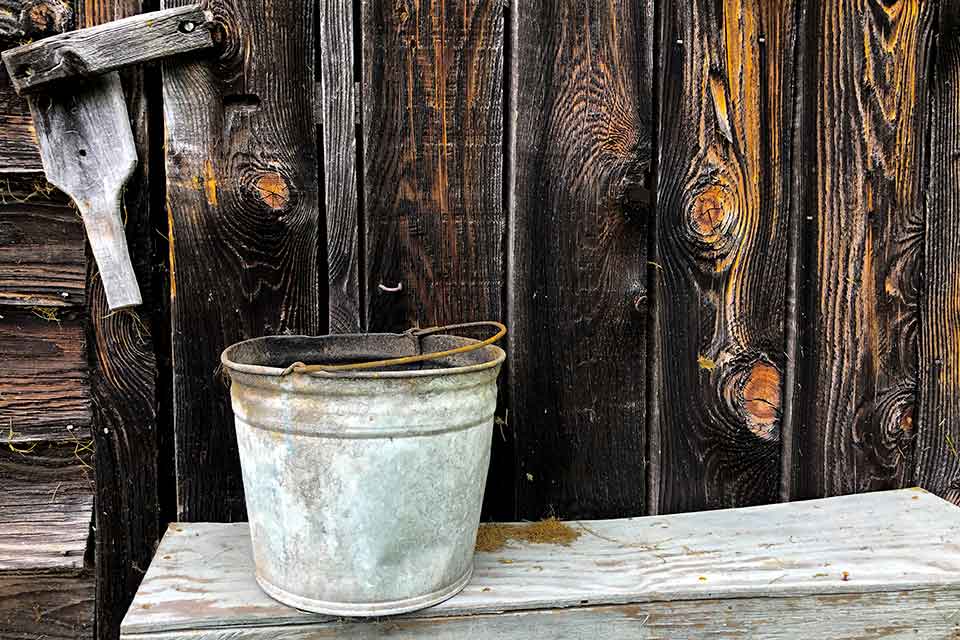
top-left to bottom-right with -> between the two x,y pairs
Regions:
73,0 -> 165,636
0,307 -> 90,442
0,441 -> 93,572
360,0 -> 507,517
650,0 -> 799,513
0,0 -> 74,42
162,0 -> 322,520
509,0 -> 652,519
319,0 -> 359,333
1,4 -> 212,94
361,0 -> 504,333
0,573 -> 94,639
795,0 -> 934,499
0,83 -> 43,172
0,199 -> 86,306
918,3 -> 960,505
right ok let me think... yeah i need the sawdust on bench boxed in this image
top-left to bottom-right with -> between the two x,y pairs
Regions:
475,517 -> 581,553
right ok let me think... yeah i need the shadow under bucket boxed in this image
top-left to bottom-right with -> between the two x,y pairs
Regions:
220,323 -> 506,617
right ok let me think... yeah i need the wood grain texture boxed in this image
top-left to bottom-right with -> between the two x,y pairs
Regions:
360,0 -> 508,518
319,0 -> 359,333
0,307 -> 90,442
0,86 -> 42,172
0,573 -> 94,640
121,489 -> 960,638
361,0 -> 504,332
795,0 -> 934,499
120,590 -> 960,640
0,0 -> 74,173
0,441 -> 93,572
78,1 -> 163,638
650,0 -> 798,513
1,4 -> 211,94
162,0 -> 322,521
918,3 -> 960,504
509,0 -> 652,519
31,71 -> 142,309
0,199 -> 86,306
0,0 -> 74,42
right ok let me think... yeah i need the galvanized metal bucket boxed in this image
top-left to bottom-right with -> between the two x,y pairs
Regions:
220,322 -> 506,617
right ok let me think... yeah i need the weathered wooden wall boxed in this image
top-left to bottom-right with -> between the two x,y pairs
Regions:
0,5 -> 95,639
4,0 -> 960,638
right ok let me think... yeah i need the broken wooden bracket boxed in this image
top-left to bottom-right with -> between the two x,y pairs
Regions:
1,5 -> 215,310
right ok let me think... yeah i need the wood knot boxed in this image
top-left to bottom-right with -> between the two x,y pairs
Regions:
899,406 -> 914,433
724,359 -> 781,441
254,172 -> 289,210
685,184 -> 742,270
689,186 -> 730,242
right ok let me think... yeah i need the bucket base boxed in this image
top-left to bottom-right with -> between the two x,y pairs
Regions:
255,567 -> 474,617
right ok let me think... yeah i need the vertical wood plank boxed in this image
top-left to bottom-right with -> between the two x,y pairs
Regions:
796,0 -> 934,498
76,0 -> 162,636
360,0 -> 507,516
650,0 -> 799,513
918,2 -> 960,504
360,0 -> 504,333
72,0 -> 162,636
510,0 -> 653,519
319,0 -> 360,333
163,0 -> 321,520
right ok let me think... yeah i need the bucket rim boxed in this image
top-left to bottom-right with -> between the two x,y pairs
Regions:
221,333 -> 506,379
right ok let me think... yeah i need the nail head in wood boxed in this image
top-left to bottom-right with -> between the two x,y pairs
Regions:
1,4 -> 214,95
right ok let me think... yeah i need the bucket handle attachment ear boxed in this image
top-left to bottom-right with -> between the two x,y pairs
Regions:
280,321 -> 507,375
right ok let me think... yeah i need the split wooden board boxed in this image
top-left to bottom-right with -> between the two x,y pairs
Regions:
122,488 -> 960,638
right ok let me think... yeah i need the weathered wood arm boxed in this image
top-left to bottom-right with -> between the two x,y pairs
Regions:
1,4 -> 213,94
1,4 -> 215,310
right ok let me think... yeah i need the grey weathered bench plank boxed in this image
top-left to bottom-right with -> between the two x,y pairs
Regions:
122,488 -> 960,639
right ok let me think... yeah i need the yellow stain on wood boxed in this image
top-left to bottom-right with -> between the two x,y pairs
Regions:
708,73 -> 733,144
167,204 -> 177,299
202,161 -> 218,207
698,355 -> 717,371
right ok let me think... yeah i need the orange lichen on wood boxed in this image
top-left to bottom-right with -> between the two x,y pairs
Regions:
475,518 -> 581,553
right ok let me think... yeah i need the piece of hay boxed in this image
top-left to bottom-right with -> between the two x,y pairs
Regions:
476,517 -> 581,553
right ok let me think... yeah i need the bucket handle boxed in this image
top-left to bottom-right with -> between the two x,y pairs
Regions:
280,321 -> 507,375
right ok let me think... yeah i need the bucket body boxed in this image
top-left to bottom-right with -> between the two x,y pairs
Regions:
221,332 -> 504,617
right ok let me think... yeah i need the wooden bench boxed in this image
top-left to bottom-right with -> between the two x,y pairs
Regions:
121,488 -> 960,638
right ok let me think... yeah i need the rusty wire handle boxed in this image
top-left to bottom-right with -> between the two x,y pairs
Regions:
281,321 -> 507,375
